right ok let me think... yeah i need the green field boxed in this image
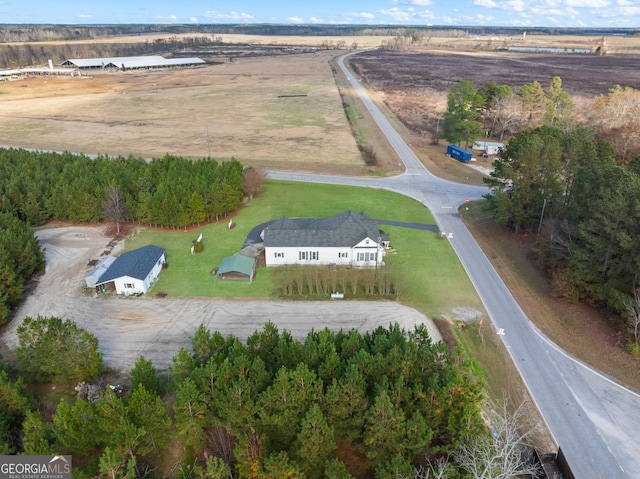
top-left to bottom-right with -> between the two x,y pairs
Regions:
123,180 -> 482,318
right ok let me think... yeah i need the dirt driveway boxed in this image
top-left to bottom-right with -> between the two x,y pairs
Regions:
1,225 -> 441,372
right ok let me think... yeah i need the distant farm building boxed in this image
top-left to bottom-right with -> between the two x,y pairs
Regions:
473,141 -> 504,156
61,55 -> 205,71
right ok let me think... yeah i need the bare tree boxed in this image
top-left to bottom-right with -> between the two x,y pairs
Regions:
102,185 -> 127,235
454,397 -> 543,479
242,167 -> 267,200
624,290 -> 640,344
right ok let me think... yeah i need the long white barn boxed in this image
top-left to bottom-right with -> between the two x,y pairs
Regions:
262,211 -> 389,267
61,55 -> 205,70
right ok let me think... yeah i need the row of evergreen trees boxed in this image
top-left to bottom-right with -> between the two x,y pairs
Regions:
0,213 -> 45,325
0,148 -> 244,229
2,320 -> 484,478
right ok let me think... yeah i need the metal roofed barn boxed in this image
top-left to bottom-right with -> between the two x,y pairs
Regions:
61,55 -> 205,70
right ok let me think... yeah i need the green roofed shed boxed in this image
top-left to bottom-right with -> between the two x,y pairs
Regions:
216,254 -> 256,282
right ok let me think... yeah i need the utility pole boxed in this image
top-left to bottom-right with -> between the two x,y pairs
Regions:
205,124 -> 211,158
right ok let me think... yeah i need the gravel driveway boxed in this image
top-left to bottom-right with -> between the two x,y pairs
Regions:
1,225 -> 441,372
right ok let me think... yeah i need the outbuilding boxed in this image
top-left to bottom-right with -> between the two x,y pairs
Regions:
85,256 -> 117,289
473,141 -> 504,156
216,254 -> 257,282
61,55 -> 205,71
93,244 -> 166,296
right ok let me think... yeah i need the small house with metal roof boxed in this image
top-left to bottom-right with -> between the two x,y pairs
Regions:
262,211 -> 389,267
94,244 -> 166,296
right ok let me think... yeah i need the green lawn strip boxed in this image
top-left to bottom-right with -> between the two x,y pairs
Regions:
120,180 -> 481,316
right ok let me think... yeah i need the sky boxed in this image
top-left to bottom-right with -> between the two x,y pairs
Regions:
2,0 -> 640,28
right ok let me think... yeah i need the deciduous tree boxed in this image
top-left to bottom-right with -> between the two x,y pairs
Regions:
102,185 -> 127,235
442,80 -> 485,148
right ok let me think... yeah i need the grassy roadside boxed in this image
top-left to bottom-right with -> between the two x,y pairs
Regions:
329,55 -> 404,175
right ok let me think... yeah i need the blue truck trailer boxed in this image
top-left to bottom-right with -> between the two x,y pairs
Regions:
446,144 -> 473,163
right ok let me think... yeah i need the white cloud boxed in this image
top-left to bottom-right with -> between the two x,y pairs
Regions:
202,10 -> 254,21
379,7 -> 412,21
190,17 -> 198,23
309,17 -> 323,23
157,15 -> 178,21
565,0 -> 610,6
411,0 -> 432,5
417,10 -> 435,19
502,0 -> 527,12
287,17 -> 304,23
617,0 -> 633,5
77,14 -> 92,18
346,12 -> 376,19
474,0 -> 498,7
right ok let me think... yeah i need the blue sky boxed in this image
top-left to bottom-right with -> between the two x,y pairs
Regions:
3,0 -> 640,28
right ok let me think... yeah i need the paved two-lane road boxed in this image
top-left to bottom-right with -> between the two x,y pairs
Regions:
269,52 -> 640,478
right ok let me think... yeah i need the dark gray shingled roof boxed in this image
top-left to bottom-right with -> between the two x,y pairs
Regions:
96,244 -> 165,284
263,211 -> 383,248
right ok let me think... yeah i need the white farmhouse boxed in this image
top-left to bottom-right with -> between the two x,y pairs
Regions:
93,244 -> 166,296
262,211 -> 389,267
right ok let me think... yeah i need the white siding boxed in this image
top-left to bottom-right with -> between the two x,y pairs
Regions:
265,246 -> 353,266
114,276 -> 146,296
265,244 -> 384,267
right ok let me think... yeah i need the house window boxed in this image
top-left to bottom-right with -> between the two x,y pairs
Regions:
310,251 -> 319,260
274,252 -> 284,258
299,251 -> 319,261
357,252 -> 377,262
124,283 -> 134,289
299,251 -> 307,261
338,252 -> 348,258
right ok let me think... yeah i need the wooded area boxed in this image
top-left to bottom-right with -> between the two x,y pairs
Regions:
0,212 -> 45,326
1,319 -> 492,478
0,149 -> 243,228
484,126 -> 640,338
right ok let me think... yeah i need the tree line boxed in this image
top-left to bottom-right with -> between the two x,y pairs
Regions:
0,213 -> 44,326
2,318 -> 493,478
0,149 -> 243,229
483,125 -> 640,345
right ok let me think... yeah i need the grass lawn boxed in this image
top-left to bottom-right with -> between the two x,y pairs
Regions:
122,180 -> 482,318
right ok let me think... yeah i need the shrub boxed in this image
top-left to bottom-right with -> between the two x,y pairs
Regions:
625,342 -> 639,356
193,241 -> 204,254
